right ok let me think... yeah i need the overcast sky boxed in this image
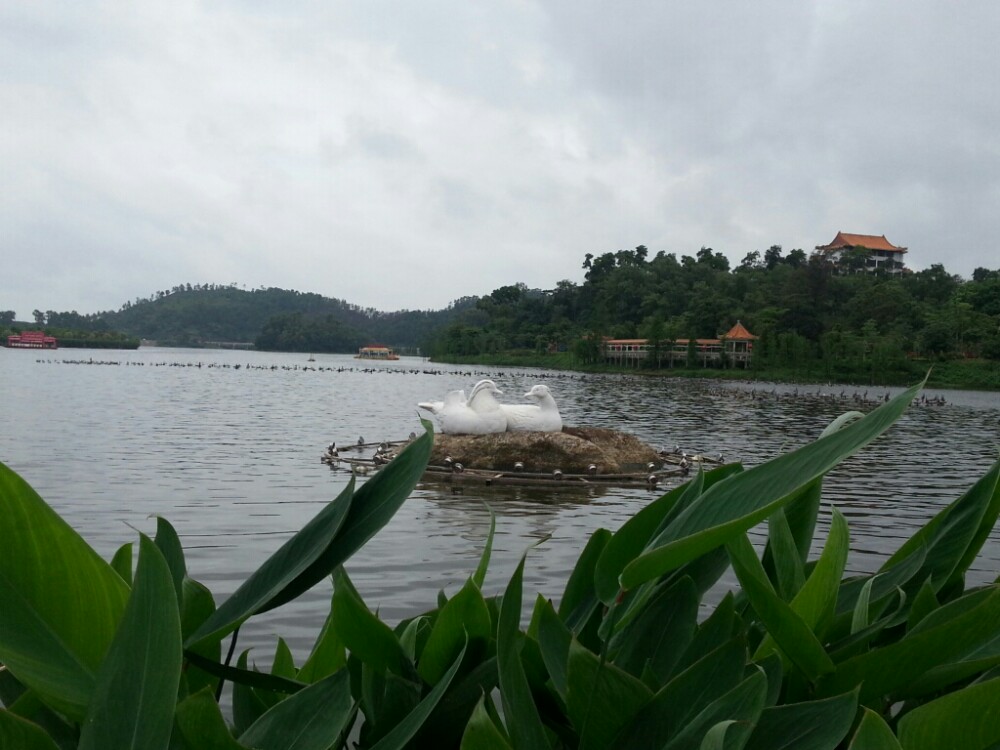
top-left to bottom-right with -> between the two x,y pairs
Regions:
3,1 -> 999,319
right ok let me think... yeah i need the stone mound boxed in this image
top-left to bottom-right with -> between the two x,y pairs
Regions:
430,426 -> 660,474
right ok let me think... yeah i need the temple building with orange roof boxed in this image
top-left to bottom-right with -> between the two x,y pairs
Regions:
603,321 -> 759,368
815,231 -> 908,274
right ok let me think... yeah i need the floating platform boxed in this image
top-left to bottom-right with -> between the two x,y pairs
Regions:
321,428 -> 725,490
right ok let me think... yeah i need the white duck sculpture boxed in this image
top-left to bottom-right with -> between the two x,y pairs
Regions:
501,384 -> 563,433
417,381 -> 507,435
463,379 -> 508,434
417,389 -> 465,416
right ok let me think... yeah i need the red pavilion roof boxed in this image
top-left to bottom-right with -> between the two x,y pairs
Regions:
816,232 -> 907,253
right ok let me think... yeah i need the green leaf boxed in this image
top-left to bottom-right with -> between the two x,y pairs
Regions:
593,481 -> 690,605
232,650 -> 271,735
699,720 -> 741,750
110,543 -> 133,586
79,535 -> 182,750
185,650 -> 304,696
881,460 -> 1000,594
848,708 -> 902,750
473,504 -> 496,590
0,462 -> 130,720
675,593 -> 738,675
154,516 -> 187,603
612,575 -> 698,683
332,567 -> 413,678
819,587 -> 1000,704
765,508 -> 806,600
534,596 -> 572,700
497,555 -> 549,750
238,669 -> 354,750
758,507 -> 849,660
897,677 -> 1000,750
297,594 -> 347,684
265,423 -> 435,612
271,637 -> 296,680
185,479 -> 355,649
461,695 -> 513,750
743,688 -> 859,750
418,578 -> 491,685
907,579 -> 938,630
175,688 -> 250,750
851,577 -> 876,634
727,534 -> 835,681
664,668 -> 766,750
614,637 -> 747,748
188,424 -> 433,650
621,381 -> 922,589
0,710 -> 61,750
558,528 -> 612,632
368,639 -> 468,750
566,640 -> 653,750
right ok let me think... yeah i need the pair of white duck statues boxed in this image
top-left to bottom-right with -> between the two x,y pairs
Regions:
418,380 -> 562,435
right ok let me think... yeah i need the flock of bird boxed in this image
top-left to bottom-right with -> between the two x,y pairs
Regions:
418,380 -> 563,434
698,382 -> 949,408
30,357 -> 592,380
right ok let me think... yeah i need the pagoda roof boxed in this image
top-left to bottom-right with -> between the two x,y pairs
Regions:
722,320 -> 758,340
815,232 -> 907,253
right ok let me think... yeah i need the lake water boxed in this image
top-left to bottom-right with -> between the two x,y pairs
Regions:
2,347 -> 998,663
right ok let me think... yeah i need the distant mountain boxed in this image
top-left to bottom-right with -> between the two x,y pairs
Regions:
83,284 -> 480,351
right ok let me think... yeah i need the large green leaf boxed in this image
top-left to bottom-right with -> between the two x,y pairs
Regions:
756,508 -> 849,659
614,637 -> 747,748
332,567 -> 413,679
473,504 -> 496,590
848,708 -> 902,750
743,688 -> 858,750
238,669 -> 354,750
497,555 -> 549,750
881,460 -> 1000,594
263,423 -> 434,611
664,668 -> 766,750
612,575 -> 698,683
534,596 -> 572,700
558,528 -> 611,632
175,688 -> 250,750
566,639 -> 653,750
595,465 -> 742,606
0,710 -> 61,750
369,640 -> 468,750
592,481 -> 691,605
727,533 -> 834,682
897,677 -> 1000,750
765,508 -> 806,601
818,586 -> 1000,704
184,479 -> 355,649
78,535 -> 182,750
418,578 -> 491,685
297,593 -> 347,684
621,381 -> 922,589
0,462 -> 130,720
460,695 -> 512,750
187,424 -> 433,649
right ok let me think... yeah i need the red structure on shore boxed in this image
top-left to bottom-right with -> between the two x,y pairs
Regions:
6,331 -> 58,349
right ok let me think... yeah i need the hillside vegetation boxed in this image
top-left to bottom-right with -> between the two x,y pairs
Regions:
9,285 -> 478,352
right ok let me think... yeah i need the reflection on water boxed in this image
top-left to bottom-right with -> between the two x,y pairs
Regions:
1,348 -> 998,659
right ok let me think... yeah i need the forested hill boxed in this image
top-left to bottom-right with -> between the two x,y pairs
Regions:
430,246 -> 1000,381
55,284 -> 479,351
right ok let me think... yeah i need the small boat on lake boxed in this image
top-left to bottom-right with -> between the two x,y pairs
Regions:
355,345 -> 399,361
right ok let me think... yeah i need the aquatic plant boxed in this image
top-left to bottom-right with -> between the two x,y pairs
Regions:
1,379 -> 999,749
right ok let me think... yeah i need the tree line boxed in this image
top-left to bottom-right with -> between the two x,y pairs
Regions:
428,245 -> 1000,382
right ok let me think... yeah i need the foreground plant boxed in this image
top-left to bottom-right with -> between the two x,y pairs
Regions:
1,381 -> 1000,749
